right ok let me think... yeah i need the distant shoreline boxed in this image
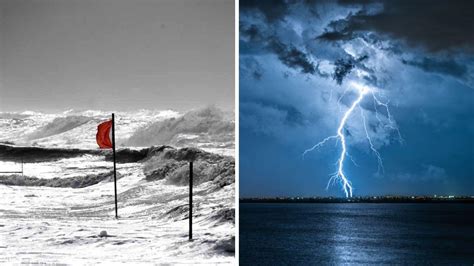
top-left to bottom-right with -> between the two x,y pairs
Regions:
240,197 -> 474,204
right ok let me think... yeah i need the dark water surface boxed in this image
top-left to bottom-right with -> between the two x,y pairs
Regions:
240,203 -> 474,265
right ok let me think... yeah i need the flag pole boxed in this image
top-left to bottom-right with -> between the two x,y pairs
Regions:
189,161 -> 193,240
112,113 -> 118,219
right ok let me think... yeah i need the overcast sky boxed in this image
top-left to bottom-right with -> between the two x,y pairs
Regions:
0,0 -> 234,112
240,0 -> 473,197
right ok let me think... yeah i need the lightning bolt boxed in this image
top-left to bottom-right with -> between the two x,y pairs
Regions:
304,81 -> 390,197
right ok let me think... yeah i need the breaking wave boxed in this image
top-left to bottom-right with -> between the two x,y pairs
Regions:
0,144 -> 98,163
143,146 -> 234,188
125,106 -> 234,147
0,112 -> 31,120
0,171 -> 116,188
0,144 -> 148,163
27,116 -> 93,140
0,144 -> 234,190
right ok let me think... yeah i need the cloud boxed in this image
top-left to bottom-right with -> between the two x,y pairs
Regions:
239,0 -> 474,196
395,164 -> 447,183
339,0 -> 474,53
240,0 -> 289,22
240,22 -> 318,75
268,39 -> 316,75
242,98 -> 305,126
317,30 -> 354,42
401,57 -> 468,79
240,102 -> 294,137
333,58 -> 355,84
240,57 -> 265,81
240,23 -> 261,42
241,25 -> 316,73
332,55 -> 369,84
423,164 -> 447,181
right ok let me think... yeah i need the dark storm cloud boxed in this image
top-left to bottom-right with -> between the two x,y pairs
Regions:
332,55 -> 369,85
253,69 -> 264,80
240,0 -> 474,196
401,58 -> 468,80
339,0 -> 474,53
333,58 -> 354,85
317,30 -> 353,42
317,16 -> 356,42
240,57 -> 265,81
240,22 -> 317,75
268,39 -> 316,75
242,98 -> 305,126
240,23 -> 261,42
239,22 -> 269,55
240,0 -> 289,22
250,60 -> 264,80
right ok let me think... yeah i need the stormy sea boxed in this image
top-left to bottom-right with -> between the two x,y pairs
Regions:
0,106 -> 235,264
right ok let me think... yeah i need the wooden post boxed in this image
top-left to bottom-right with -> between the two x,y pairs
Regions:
112,113 -> 118,219
189,161 -> 193,240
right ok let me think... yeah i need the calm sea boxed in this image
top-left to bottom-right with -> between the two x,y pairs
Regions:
240,203 -> 474,265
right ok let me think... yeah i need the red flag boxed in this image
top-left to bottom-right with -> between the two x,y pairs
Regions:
96,120 -> 113,149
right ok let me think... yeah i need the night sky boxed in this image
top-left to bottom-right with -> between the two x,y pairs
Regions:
240,0 -> 474,197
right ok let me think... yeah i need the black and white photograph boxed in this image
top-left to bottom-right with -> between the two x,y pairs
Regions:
0,0 -> 235,264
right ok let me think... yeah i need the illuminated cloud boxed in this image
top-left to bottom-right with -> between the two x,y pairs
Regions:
240,0 -> 474,197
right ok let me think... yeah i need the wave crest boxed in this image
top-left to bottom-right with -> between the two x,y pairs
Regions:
125,106 -> 234,147
0,171 -> 116,188
143,146 -> 234,187
26,116 -> 93,140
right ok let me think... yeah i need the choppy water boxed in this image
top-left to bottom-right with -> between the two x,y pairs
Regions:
240,203 -> 474,265
0,107 -> 235,263
0,106 -> 234,156
0,146 -> 235,264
